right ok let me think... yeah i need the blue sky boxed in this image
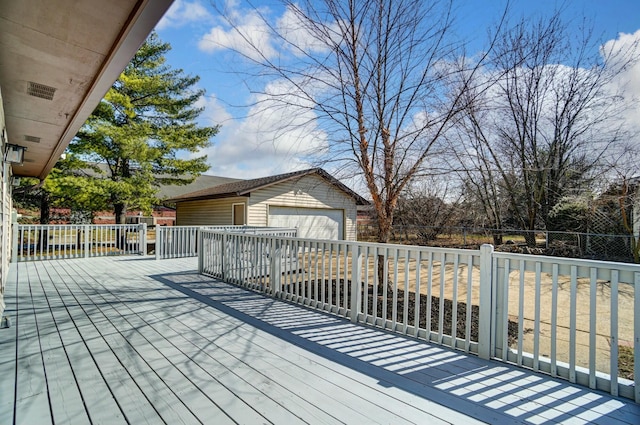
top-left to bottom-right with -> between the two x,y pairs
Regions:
155,0 -> 640,179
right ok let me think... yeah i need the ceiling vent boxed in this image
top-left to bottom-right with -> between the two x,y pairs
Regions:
27,81 -> 56,100
24,135 -> 41,143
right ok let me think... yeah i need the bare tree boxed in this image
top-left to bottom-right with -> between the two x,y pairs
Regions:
451,12 -> 638,246
449,94 -> 508,244
215,0 -> 505,243
394,179 -> 462,243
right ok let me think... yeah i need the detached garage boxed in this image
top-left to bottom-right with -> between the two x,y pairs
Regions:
167,168 -> 368,240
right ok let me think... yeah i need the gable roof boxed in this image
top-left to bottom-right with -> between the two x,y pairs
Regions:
166,168 -> 369,205
60,162 -> 243,201
156,175 -> 242,200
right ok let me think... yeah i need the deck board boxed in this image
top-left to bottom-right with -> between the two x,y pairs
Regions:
27,263 -> 91,425
64,259 -> 412,425
2,256 -> 639,425
45,261 -> 228,425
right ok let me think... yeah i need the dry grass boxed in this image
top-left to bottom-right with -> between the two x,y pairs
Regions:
619,345 -> 634,380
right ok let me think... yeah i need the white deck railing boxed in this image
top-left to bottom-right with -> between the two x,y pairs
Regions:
491,251 -> 640,399
154,225 -> 297,260
198,231 -> 640,402
12,224 -> 147,262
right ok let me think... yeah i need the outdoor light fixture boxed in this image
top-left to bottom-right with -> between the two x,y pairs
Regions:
4,144 -> 26,164
11,177 -> 20,187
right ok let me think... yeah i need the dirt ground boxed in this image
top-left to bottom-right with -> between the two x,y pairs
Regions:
384,260 -> 634,377
288,252 -> 634,378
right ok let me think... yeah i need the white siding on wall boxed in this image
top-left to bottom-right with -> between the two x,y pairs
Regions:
176,197 -> 247,226
0,88 -> 10,317
248,175 -> 358,240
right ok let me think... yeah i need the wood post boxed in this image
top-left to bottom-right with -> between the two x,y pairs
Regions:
11,222 -> 18,263
270,239 -> 282,298
478,243 -> 494,360
140,223 -> 147,255
84,225 -> 91,258
156,226 -> 163,260
197,229 -> 204,274
350,244 -> 362,323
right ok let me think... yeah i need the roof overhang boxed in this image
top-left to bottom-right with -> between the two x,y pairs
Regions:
0,0 -> 174,179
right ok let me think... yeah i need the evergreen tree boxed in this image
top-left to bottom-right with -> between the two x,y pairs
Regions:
60,31 -> 218,223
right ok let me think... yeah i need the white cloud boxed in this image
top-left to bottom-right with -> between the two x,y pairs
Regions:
198,7 -> 278,61
194,95 -> 233,127
157,0 -> 212,30
275,5 -> 334,56
197,2 -> 339,62
198,78 -> 329,178
600,29 -> 640,175
603,30 -> 640,123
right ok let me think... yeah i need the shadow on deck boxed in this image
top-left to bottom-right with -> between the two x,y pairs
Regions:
2,256 -> 638,425
153,268 -> 639,425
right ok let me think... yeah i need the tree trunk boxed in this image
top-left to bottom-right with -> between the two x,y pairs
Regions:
491,227 -> 503,245
38,191 -> 50,252
377,216 -> 393,295
114,202 -> 127,249
39,191 -> 50,224
524,231 -> 537,247
114,203 -> 127,224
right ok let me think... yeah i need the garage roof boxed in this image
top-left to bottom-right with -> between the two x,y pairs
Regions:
0,0 -> 173,180
167,168 -> 370,205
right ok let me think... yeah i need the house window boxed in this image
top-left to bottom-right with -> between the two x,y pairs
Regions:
232,203 -> 246,225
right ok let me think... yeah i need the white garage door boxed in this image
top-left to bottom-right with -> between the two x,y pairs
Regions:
268,206 -> 344,240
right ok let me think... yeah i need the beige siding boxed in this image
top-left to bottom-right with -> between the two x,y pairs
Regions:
247,174 -> 358,240
176,197 -> 248,226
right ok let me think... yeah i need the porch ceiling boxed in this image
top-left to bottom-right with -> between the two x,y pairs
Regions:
0,0 -> 173,180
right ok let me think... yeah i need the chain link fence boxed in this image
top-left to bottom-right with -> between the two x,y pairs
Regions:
358,224 -> 638,263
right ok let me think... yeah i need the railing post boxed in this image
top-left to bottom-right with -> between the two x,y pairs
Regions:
193,227 -> 199,257
11,223 -> 18,263
270,238 -> 282,297
198,229 -> 204,274
84,225 -> 91,258
155,227 -> 162,260
139,223 -> 147,256
478,244 -> 494,360
221,232 -> 227,280
350,244 -> 363,323
635,272 -> 640,403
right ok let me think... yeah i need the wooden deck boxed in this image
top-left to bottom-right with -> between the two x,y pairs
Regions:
1,257 -> 638,425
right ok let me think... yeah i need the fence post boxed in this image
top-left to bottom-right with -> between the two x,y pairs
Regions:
139,223 -> 147,255
350,244 -> 363,323
11,222 -> 19,263
155,227 -> 162,260
193,227 -> 198,257
221,232 -> 227,280
84,225 -> 91,258
546,231 -> 549,249
271,238 -> 282,297
478,244 -> 494,360
198,229 -> 204,274
635,272 -> 640,403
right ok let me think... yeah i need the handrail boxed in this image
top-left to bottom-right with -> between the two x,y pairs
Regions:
154,225 -> 297,260
198,230 -> 640,402
12,223 -> 147,262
